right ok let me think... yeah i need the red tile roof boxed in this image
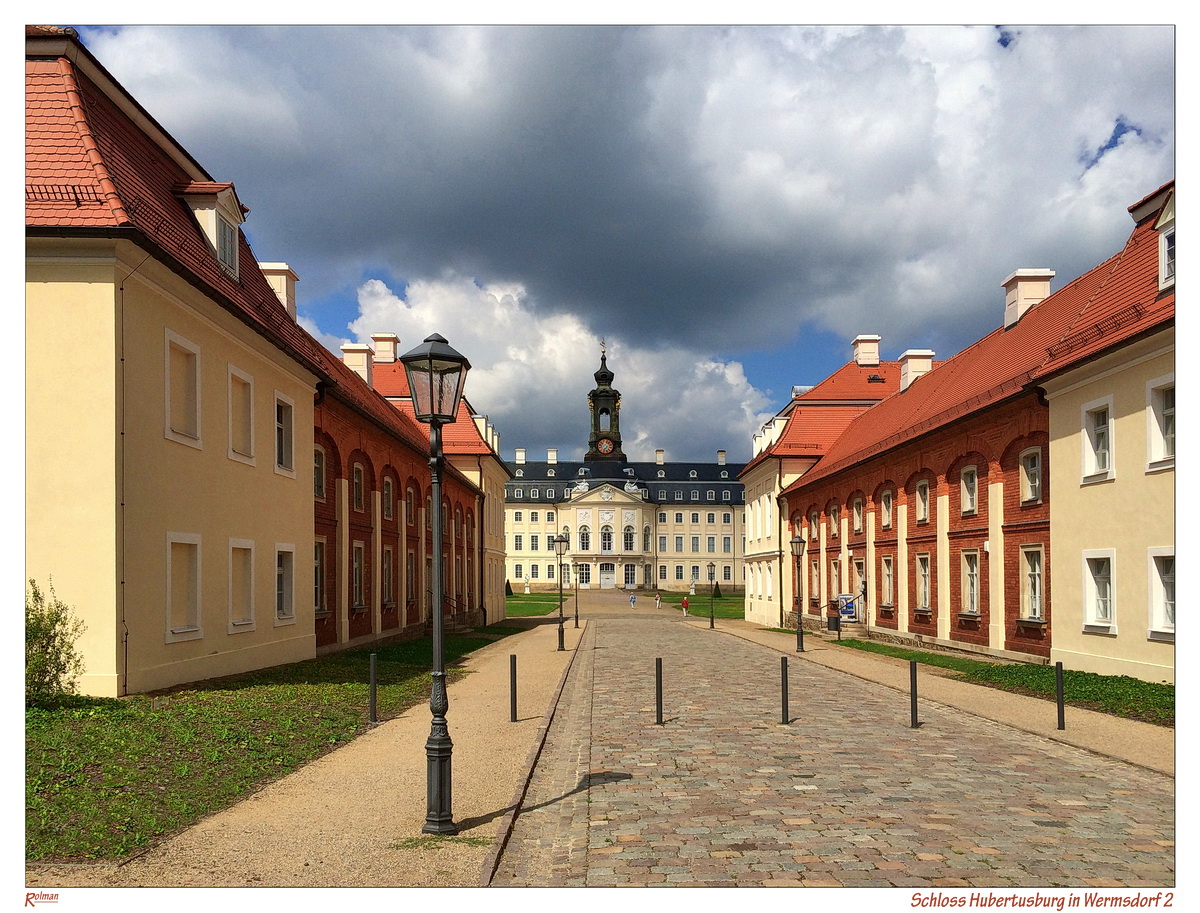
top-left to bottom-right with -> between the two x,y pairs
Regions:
782,184 -> 1174,497
367,359 -> 496,457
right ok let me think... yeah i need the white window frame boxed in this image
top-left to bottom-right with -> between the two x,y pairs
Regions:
829,505 -> 840,538
880,555 -> 894,607
227,365 -> 255,464
530,534 -> 539,552
217,214 -> 239,276
352,463 -> 365,511
852,498 -> 863,533
1159,218 -> 1175,290
881,490 -> 893,529
1082,549 -> 1116,633
960,466 -> 978,515
530,564 -> 539,579
164,330 -> 202,449
166,532 -> 203,642
314,538 -> 328,615
274,391 -> 295,476
514,563 -> 523,579
1081,395 -> 1114,483
314,447 -> 326,499
915,554 -> 930,611
1021,546 -> 1044,620
1020,448 -> 1042,504
1146,375 -> 1175,472
275,544 -> 296,624
228,538 -> 256,633
961,550 -> 980,615
381,545 -> 395,607
675,565 -> 684,581
513,534 -> 523,551
383,477 -> 394,520
915,481 -> 930,523
1147,547 -> 1175,641
352,541 -> 366,608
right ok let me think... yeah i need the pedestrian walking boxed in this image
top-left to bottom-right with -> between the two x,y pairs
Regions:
654,592 -> 661,610
629,592 -> 636,608
682,596 -> 689,616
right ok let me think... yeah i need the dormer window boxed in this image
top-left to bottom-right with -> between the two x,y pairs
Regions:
1156,191 -> 1175,290
176,181 -> 246,280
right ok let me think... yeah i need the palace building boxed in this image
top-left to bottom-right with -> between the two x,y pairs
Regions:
504,349 -> 746,593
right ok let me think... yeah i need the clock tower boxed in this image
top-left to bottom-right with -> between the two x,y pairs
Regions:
586,342 -> 626,461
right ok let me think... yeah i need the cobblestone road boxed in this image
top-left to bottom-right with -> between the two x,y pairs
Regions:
491,615 -> 1174,888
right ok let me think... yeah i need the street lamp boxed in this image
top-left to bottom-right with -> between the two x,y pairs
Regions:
572,562 -> 581,628
401,333 -> 470,836
790,535 -> 805,652
553,534 -> 569,650
707,561 -> 716,629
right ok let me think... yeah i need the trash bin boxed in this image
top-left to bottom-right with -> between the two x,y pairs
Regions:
827,615 -> 841,632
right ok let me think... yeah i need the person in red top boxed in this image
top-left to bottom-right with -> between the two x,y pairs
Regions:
681,596 -> 689,616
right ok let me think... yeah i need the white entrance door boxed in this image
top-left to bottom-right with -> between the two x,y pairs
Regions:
600,562 -> 616,589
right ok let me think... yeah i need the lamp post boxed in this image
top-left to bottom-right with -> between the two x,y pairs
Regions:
707,561 -> 716,629
572,562 -> 581,628
553,534 -> 568,650
401,333 -> 470,836
790,535 -> 805,652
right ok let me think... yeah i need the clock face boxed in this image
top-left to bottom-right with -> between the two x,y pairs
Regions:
597,438 -> 614,454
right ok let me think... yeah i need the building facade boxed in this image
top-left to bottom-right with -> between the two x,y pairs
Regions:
776,184 -> 1174,681
505,350 -> 746,593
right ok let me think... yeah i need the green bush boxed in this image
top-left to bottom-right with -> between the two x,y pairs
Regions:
505,579 -> 513,596
26,579 -> 86,706
712,581 -> 722,599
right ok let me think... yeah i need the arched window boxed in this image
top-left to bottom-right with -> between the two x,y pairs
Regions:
643,526 -> 651,551
623,525 -> 635,551
601,525 -> 614,553
579,526 -> 591,551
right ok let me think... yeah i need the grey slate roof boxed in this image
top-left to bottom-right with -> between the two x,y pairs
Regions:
506,459 -> 745,504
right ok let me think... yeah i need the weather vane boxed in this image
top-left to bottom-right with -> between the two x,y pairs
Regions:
600,337 -> 606,356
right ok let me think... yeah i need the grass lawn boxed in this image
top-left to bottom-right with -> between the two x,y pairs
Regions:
660,592 -> 744,619
504,592 -> 572,617
25,630 -> 513,862
835,639 -> 1174,727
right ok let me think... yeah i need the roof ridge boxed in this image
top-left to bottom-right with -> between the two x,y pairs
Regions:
54,55 -> 130,226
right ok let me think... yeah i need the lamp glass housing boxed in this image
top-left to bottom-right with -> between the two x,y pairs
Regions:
400,334 -> 471,423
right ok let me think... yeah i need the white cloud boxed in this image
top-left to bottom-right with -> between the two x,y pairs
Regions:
347,276 -> 773,462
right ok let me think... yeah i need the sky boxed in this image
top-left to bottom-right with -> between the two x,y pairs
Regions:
73,22 -> 1175,464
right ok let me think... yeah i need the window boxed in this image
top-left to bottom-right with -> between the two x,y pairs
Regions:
314,540 -> 327,614
829,506 -> 840,537
514,564 -> 523,579
675,491 -> 683,501
830,558 -> 841,594
852,498 -> 863,533
276,546 -> 295,621
690,536 -> 700,553
1083,551 -> 1115,629
228,367 -> 254,462
915,555 -> 931,611
1148,379 -> 1175,468
229,540 -> 254,631
674,535 -> 684,552
881,491 -> 893,529
275,394 -> 294,473
546,511 -> 555,522
352,542 -> 366,608
380,478 -> 393,519
530,534 -> 540,552
530,565 -> 539,579
722,491 -> 731,501
881,555 -> 894,606
530,511 -> 539,523
530,489 -> 539,499
691,490 -> 700,501
1159,217 -> 1175,289
1022,547 -> 1044,619
707,536 -> 716,553
809,512 -> 818,539
658,535 -> 667,551
658,512 -> 667,523
708,490 -> 715,501
675,565 -> 685,581
578,564 -> 591,585
961,551 -> 980,614
1020,449 -> 1042,503
601,526 -> 614,552
811,559 -> 819,602
406,488 -> 416,526
722,566 -> 732,582
643,527 -> 651,551
675,513 -> 684,524
915,481 -> 930,523
1082,398 -> 1113,480
691,565 -> 701,581
722,536 -> 732,553
961,467 -> 977,515
691,512 -> 700,524
689,470 -> 697,478
513,511 -> 523,522
579,526 -> 591,551
167,532 -> 202,641
1149,549 -> 1175,638
723,512 -> 732,524
353,464 -> 365,511
312,448 -> 326,499
659,565 -> 667,580
514,489 -> 523,499
625,564 -> 638,586
624,527 -> 635,551
548,563 -> 556,580
165,331 -> 201,447
513,534 -> 523,551
217,215 -> 239,274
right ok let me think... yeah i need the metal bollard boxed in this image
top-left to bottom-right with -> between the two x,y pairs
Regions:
796,621 -> 805,653
781,656 -> 789,725
910,660 -> 919,729
369,653 -> 378,724
510,654 -> 518,723
655,657 -> 663,725
1056,662 -> 1065,730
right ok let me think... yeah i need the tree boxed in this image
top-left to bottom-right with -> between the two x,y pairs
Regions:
26,579 -> 86,705
505,579 -> 513,596
712,581 -> 722,599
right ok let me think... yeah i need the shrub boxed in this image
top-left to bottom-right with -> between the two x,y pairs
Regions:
712,581 -> 722,599
26,579 -> 86,705
505,579 -> 513,596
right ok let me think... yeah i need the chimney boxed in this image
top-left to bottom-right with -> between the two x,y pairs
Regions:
548,448 -> 558,464
656,449 -> 665,465
1002,269 -> 1055,329
717,450 -> 726,465
371,332 -> 400,363
340,342 -> 374,387
515,448 -> 526,464
259,262 -> 298,321
899,349 -> 935,391
852,334 -> 881,367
